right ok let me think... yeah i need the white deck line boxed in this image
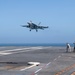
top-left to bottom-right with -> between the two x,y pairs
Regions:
35,68 -> 42,74
0,47 -> 43,53
46,62 -> 51,66
20,62 -> 40,71
20,64 -> 36,71
0,47 -> 43,56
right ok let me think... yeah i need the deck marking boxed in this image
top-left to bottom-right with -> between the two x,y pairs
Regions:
20,64 -> 36,71
55,64 -> 75,75
58,56 -> 61,58
0,52 -> 11,55
35,68 -> 42,74
0,47 -> 43,53
34,54 -> 62,74
20,62 -> 40,71
0,47 -> 43,56
46,62 -> 51,66
54,58 -> 57,61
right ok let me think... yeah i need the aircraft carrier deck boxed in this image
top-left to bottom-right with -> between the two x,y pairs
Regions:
0,46 -> 75,75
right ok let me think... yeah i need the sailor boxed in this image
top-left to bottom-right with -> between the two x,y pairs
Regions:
73,42 -> 75,52
66,43 -> 71,52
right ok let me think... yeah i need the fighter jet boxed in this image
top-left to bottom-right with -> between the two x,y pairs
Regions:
21,21 -> 49,32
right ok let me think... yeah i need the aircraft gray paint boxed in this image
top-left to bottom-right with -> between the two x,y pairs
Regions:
21,21 -> 49,32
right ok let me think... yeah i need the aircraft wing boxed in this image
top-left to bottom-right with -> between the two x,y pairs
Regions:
21,25 -> 29,28
37,26 -> 49,29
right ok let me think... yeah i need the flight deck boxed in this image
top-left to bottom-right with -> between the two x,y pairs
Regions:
0,46 -> 75,75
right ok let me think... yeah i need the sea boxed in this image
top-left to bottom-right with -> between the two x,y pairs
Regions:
0,43 -> 74,47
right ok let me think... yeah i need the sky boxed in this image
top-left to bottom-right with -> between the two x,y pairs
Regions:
0,0 -> 75,44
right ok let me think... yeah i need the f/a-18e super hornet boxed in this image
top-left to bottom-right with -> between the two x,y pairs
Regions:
21,21 -> 49,32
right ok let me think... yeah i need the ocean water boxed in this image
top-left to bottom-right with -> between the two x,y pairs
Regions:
0,43 -> 73,47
